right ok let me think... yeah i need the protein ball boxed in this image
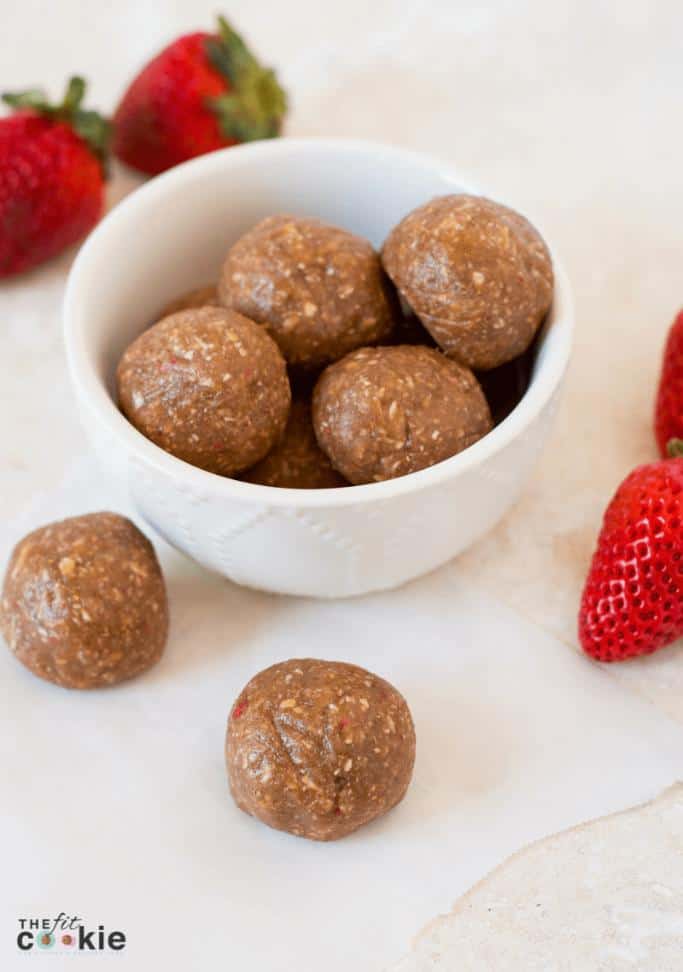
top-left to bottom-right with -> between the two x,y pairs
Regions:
117,306 -> 291,476
0,513 -> 168,689
157,283 -> 219,318
218,215 -> 397,368
226,658 -> 416,841
242,398 -> 347,489
382,194 -> 554,370
312,345 -> 492,484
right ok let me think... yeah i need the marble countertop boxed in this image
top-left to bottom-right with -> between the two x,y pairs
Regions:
1,1 -> 682,968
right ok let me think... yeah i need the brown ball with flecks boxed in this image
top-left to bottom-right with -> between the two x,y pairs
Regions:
117,306 -> 291,476
157,283 -> 219,318
218,215 -> 397,369
382,194 -> 553,370
312,345 -> 492,484
0,513 -> 168,689
241,398 -> 347,489
226,658 -> 416,841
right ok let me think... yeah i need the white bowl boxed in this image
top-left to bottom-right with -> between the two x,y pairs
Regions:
64,138 -> 573,598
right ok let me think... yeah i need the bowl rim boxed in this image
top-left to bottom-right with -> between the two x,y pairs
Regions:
64,136 -> 573,509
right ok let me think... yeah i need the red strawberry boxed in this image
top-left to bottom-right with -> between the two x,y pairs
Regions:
113,16 -> 287,176
654,310 -> 683,456
0,77 -> 109,278
578,455 -> 683,661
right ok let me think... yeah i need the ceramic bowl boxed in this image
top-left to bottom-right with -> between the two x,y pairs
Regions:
64,138 -> 573,597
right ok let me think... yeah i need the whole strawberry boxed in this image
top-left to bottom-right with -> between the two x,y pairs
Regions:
113,16 -> 287,176
579,454 -> 683,661
654,309 -> 683,456
0,77 -> 109,278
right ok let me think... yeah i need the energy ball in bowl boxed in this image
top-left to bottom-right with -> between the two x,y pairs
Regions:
0,513 -> 168,689
218,215 -> 397,369
226,658 -> 416,841
242,398 -> 347,489
117,306 -> 291,476
313,345 -> 492,484
382,194 -> 554,370
157,283 -> 219,318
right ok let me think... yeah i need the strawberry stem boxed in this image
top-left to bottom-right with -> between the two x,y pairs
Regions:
204,15 -> 287,142
61,76 -> 86,114
2,76 -> 111,173
666,438 -> 683,458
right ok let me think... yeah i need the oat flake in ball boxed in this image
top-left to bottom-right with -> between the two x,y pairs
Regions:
382,194 -> 554,370
312,345 -> 492,484
226,658 -> 416,841
117,306 -> 291,476
218,215 -> 397,369
0,513 -> 168,689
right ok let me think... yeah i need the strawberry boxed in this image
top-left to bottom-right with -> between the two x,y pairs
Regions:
578,454 -> 683,661
0,76 -> 109,278
654,310 -> 683,456
112,16 -> 287,176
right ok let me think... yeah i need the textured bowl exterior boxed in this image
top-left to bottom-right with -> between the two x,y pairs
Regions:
64,139 -> 573,598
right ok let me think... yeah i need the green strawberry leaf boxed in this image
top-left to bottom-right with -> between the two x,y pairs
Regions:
204,15 -> 287,142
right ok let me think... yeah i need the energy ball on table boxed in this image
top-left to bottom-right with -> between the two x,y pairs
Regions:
226,658 -> 415,841
117,306 -> 291,476
382,194 -> 554,370
312,345 -> 492,484
218,215 -> 397,369
242,398 -> 347,489
0,513 -> 168,689
157,283 -> 219,318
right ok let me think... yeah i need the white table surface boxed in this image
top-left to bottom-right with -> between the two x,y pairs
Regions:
1,1 -> 682,969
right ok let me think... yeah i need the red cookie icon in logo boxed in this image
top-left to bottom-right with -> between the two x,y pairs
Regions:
61,932 -> 76,947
